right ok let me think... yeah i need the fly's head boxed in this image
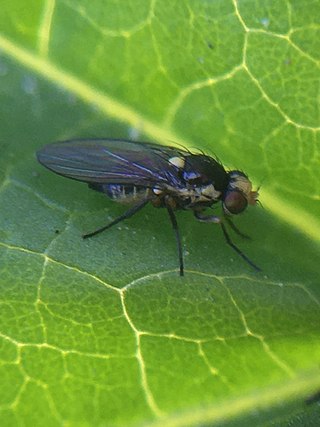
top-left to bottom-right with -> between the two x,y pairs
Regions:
223,170 -> 259,216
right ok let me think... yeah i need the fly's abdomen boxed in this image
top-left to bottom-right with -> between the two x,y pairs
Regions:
105,184 -> 150,204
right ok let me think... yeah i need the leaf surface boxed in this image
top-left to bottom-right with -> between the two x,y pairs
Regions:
0,1 -> 319,426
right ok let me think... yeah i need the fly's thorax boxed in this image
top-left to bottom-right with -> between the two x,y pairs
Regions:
222,170 -> 259,215
152,153 -> 228,209
106,184 -> 151,204
151,182 -> 221,210
180,154 -> 228,192
181,183 -> 222,207
199,183 -> 222,201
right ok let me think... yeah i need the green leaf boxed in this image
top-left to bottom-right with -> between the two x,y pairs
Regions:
0,1 -> 319,426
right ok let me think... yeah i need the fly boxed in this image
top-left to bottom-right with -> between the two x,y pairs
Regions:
37,139 -> 260,276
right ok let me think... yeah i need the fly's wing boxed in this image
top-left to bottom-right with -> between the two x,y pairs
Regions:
37,139 -> 186,188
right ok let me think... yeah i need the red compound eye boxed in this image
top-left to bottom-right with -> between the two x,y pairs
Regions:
223,190 -> 248,215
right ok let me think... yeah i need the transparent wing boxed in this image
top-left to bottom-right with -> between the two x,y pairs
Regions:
37,139 -> 187,188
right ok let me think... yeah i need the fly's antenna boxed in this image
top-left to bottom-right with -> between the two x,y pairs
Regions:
256,188 -> 264,209
256,199 -> 264,209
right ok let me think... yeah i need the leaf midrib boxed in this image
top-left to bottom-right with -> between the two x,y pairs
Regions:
146,371 -> 320,427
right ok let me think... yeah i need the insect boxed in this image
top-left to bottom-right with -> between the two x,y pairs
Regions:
37,139 -> 260,276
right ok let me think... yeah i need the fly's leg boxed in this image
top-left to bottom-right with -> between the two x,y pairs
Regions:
166,204 -> 184,277
83,199 -> 149,239
194,211 -> 260,272
220,222 -> 261,272
224,215 -> 250,239
194,211 -> 221,223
